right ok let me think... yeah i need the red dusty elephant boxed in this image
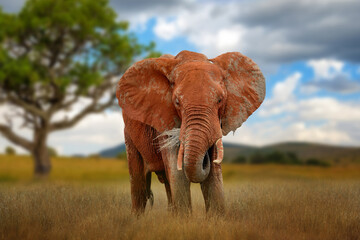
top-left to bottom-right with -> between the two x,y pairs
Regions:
116,50 -> 265,214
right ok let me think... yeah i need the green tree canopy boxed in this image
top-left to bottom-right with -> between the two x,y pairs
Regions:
0,0 -> 160,177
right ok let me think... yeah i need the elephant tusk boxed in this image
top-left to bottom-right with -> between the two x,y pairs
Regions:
213,138 -> 223,165
177,143 -> 184,170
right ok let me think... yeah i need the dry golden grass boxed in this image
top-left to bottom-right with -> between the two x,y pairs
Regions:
1,181 -> 360,240
0,154 -> 129,182
1,154 -> 360,239
221,164 -> 360,180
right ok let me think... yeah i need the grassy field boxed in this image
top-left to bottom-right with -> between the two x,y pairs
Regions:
1,155 -> 360,239
1,154 -> 360,182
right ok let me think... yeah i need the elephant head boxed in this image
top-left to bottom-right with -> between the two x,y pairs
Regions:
117,51 -> 265,183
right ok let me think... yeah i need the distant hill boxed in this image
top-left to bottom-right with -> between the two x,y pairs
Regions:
260,142 -> 360,164
98,142 -> 360,165
99,144 -> 126,158
223,142 -> 360,164
221,142 -> 257,162
98,142 -> 255,159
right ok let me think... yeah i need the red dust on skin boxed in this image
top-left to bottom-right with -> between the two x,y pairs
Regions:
116,50 -> 265,214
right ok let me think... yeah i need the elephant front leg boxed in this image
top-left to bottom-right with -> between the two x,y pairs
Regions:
125,134 -> 150,215
200,163 -> 225,214
169,169 -> 191,213
162,148 -> 191,213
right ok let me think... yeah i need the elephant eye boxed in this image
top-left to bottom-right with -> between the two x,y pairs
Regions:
218,98 -> 222,104
175,98 -> 180,106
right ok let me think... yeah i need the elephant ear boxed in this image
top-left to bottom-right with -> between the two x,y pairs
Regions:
211,52 -> 266,135
116,57 -> 180,132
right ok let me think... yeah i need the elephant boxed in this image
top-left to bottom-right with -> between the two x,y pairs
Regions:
116,50 -> 265,214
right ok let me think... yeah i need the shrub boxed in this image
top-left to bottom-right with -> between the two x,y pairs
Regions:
48,147 -> 58,157
233,155 -> 246,163
248,151 -> 301,165
287,152 -> 301,164
5,146 -> 16,155
266,151 -> 286,164
306,158 -> 331,167
116,152 -> 127,160
88,154 -> 101,159
249,152 -> 267,164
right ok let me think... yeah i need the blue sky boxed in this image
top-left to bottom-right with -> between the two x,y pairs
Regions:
0,0 -> 360,155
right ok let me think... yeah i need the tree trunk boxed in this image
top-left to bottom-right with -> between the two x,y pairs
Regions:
33,128 -> 51,178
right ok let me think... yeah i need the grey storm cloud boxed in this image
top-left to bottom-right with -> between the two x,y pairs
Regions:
234,0 -> 360,63
1,0 -> 360,65
118,0 -> 360,68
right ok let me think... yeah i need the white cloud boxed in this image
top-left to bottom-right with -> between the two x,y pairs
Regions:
307,59 -> 344,79
49,111 -> 124,155
291,121 -> 350,144
265,72 -> 360,123
215,27 -> 246,53
303,58 -> 360,94
259,72 -> 301,117
154,18 -> 185,41
271,72 -> 301,103
296,97 -> 360,127
151,3 -> 250,59
224,71 -> 360,147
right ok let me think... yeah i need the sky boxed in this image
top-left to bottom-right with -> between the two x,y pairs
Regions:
0,0 -> 360,155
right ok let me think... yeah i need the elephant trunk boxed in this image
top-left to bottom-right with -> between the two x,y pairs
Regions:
181,106 -> 215,183
183,137 -> 211,183
183,140 -> 211,183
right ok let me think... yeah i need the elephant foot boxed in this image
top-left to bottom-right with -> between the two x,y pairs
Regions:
201,163 -> 225,215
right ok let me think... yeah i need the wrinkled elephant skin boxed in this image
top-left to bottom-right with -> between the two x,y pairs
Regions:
116,50 -> 265,214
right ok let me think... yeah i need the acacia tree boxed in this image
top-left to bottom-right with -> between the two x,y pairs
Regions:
0,0 -> 159,177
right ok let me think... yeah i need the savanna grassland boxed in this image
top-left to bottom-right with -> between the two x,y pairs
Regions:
1,155 -> 360,240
